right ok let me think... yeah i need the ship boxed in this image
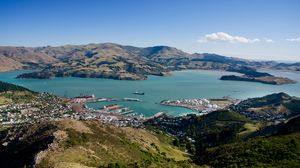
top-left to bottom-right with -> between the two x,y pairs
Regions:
133,91 -> 145,95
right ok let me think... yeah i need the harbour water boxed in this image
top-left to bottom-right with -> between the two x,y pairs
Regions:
1,70 -> 300,116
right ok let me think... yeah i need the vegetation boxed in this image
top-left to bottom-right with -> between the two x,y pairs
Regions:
0,81 -> 36,105
146,105 -> 300,167
199,132 -> 300,167
0,119 -> 197,168
0,81 -> 32,93
1,83 -> 300,167
220,75 -> 296,85
233,92 -> 300,118
197,117 -> 300,167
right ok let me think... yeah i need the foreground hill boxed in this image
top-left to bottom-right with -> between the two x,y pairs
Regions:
0,43 -> 298,84
200,116 -> 300,167
146,106 -> 300,167
0,120 -> 195,168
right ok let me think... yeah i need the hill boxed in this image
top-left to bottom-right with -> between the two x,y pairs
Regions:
0,81 -> 32,93
0,81 -> 36,105
220,66 -> 296,85
0,43 -> 298,84
145,105 -> 300,167
232,92 -> 300,120
145,110 -> 260,155
0,119 -> 195,168
272,62 -> 300,71
0,46 -> 57,71
198,116 -> 300,167
1,86 -> 300,167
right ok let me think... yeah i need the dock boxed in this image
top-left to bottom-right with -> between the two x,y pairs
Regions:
96,97 -> 141,102
71,95 -> 142,104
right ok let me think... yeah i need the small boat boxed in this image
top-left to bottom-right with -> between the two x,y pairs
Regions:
133,91 -> 145,95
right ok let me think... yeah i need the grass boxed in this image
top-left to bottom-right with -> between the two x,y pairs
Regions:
238,123 -> 261,137
36,120 -> 193,168
153,132 -> 189,161
201,132 -> 300,167
0,91 -> 36,104
209,99 -> 233,106
0,96 -> 12,105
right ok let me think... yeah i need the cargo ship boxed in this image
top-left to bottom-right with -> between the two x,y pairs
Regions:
133,91 -> 145,95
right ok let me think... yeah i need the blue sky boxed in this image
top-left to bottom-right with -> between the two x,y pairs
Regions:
0,0 -> 299,61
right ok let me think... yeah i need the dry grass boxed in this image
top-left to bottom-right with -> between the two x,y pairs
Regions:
58,119 -> 92,134
54,162 -> 95,168
36,120 -> 190,167
121,127 -> 189,161
0,96 -> 11,105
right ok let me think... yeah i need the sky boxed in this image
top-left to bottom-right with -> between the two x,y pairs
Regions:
0,0 -> 299,61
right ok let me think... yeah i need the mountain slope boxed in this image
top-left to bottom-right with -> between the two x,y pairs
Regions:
0,56 -> 24,71
0,43 -> 298,84
199,116 -> 300,167
0,47 -> 58,71
0,81 -> 32,93
1,43 -> 299,73
0,119 -> 194,168
232,92 -> 300,120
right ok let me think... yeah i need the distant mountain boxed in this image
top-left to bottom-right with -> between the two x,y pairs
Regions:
272,62 -> 300,71
0,43 -> 299,82
191,53 -> 250,65
0,47 -> 57,71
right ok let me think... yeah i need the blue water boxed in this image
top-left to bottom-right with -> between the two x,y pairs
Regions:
0,70 -> 299,116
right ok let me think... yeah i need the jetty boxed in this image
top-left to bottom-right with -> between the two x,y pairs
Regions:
97,97 -> 141,102
71,95 -> 141,104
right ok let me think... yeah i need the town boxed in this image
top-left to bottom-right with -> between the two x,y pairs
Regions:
0,92 -> 238,127
0,93 -> 152,127
0,92 -> 71,125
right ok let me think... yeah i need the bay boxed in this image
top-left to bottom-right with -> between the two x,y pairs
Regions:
0,70 -> 299,116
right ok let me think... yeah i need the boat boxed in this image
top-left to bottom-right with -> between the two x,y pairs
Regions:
133,91 -> 145,95
123,98 -> 141,102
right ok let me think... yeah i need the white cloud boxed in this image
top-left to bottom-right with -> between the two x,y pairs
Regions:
286,37 -> 300,43
198,32 -> 260,44
263,38 -> 274,43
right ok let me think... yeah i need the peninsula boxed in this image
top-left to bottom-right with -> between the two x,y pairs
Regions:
220,66 -> 296,85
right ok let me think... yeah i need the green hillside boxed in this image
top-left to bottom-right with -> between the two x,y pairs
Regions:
199,118 -> 300,168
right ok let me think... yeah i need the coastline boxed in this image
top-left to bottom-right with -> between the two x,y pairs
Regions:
1,69 -> 300,117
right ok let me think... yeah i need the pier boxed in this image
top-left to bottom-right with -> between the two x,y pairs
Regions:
70,95 -> 142,104
96,97 -> 141,102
